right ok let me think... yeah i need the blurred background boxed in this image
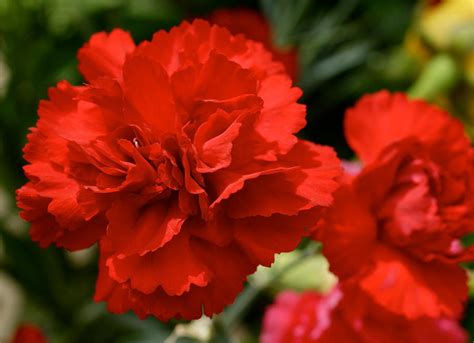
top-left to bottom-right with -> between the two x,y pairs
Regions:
0,0 -> 473,342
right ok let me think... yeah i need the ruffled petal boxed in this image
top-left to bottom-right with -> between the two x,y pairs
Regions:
95,238 -> 254,321
232,208 -> 320,266
360,246 -> 468,319
223,141 -> 341,218
78,29 -> 135,82
344,91 -> 470,165
17,164 -> 105,250
105,195 -> 186,256
256,74 -> 306,155
107,231 -> 210,296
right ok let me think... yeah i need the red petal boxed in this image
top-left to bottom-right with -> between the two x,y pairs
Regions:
95,238 -> 254,321
123,55 -> 176,134
17,161 -> 105,250
78,29 -> 135,82
106,196 -> 187,256
233,208 -> 320,266
256,74 -> 306,155
11,325 -> 49,343
317,185 -> 378,280
209,8 -> 298,81
107,231 -> 210,296
345,91 -> 470,165
360,246 -> 468,319
224,141 -> 341,218
37,81 -> 112,144
194,109 -> 243,173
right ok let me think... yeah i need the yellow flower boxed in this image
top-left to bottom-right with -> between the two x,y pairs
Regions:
420,0 -> 474,51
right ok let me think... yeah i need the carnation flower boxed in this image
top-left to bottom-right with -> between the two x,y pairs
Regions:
10,325 -> 48,343
261,284 -> 467,343
209,8 -> 298,81
17,20 -> 341,320
317,91 -> 474,319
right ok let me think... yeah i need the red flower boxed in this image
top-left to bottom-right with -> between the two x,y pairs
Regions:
10,325 -> 48,343
17,20 -> 341,320
209,8 -> 298,81
317,91 -> 474,319
261,284 -> 467,343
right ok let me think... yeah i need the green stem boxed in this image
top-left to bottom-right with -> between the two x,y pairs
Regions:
408,54 -> 459,101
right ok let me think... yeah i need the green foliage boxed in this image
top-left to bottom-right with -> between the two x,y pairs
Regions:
261,0 -> 415,156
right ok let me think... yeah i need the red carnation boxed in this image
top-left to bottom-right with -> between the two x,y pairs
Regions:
317,91 -> 474,319
209,8 -> 298,81
261,285 -> 467,343
10,325 -> 48,343
17,20 -> 341,321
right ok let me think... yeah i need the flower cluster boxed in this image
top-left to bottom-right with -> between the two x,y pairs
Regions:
262,91 -> 474,342
15,11 -> 474,341
16,20 -> 340,321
